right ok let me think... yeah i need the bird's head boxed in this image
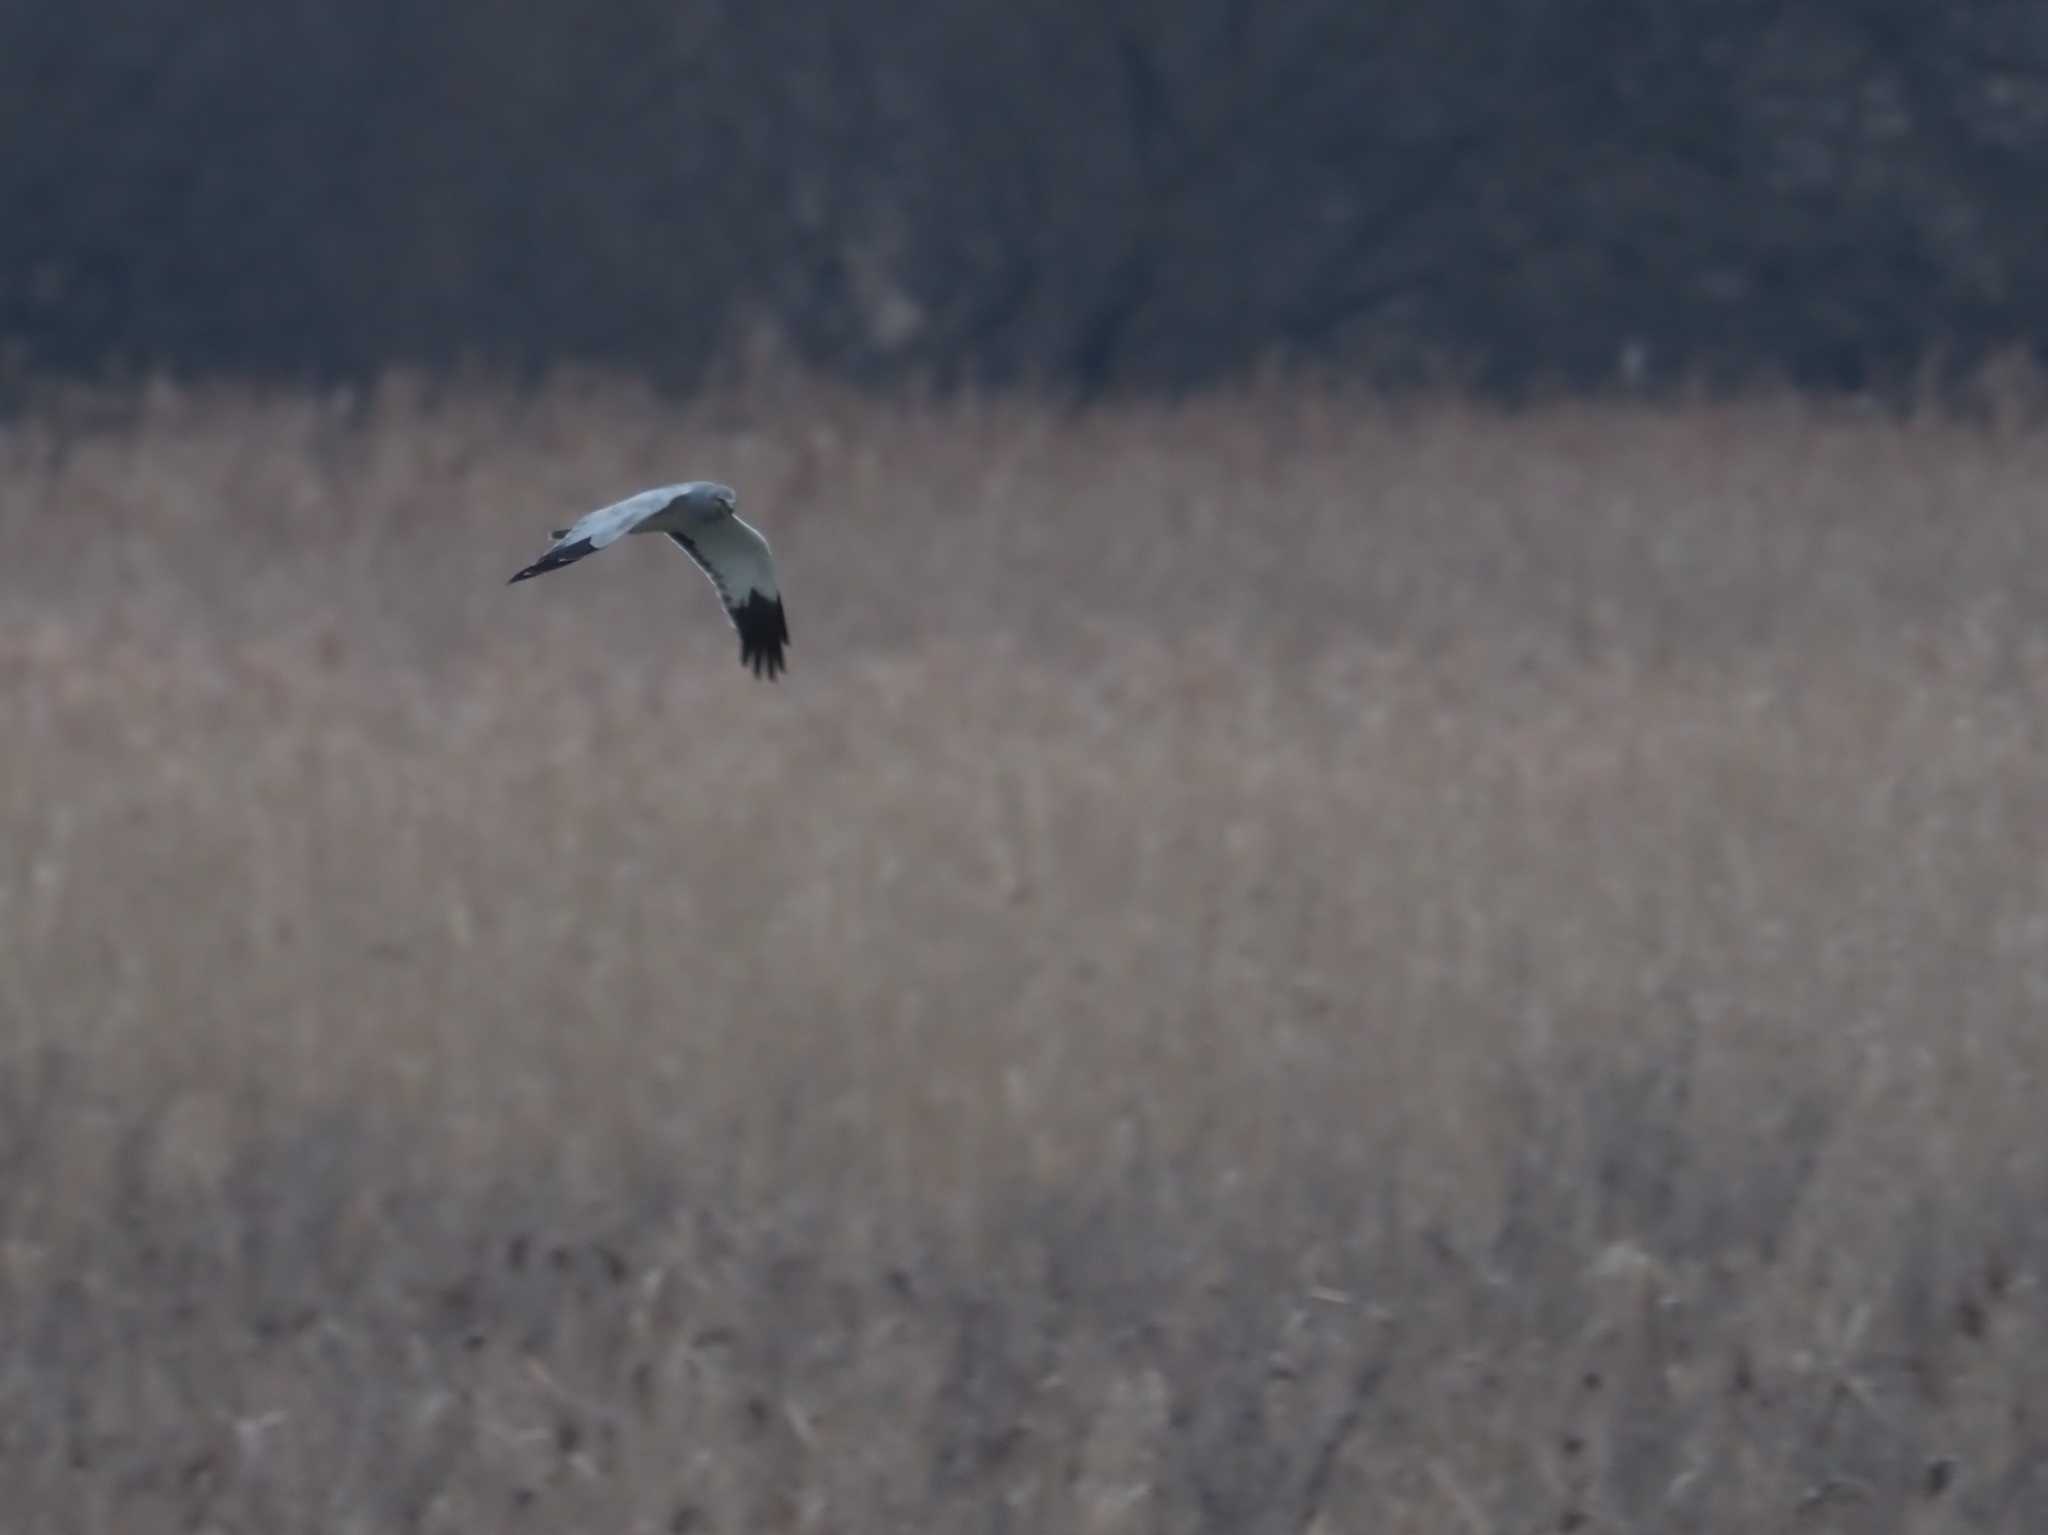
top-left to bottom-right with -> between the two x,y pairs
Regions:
659,480 -> 738,527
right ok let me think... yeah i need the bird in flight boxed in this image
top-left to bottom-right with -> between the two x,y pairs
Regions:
509,481 -> 789,679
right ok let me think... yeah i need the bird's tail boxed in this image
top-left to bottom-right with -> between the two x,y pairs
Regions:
508,537 -> 596,584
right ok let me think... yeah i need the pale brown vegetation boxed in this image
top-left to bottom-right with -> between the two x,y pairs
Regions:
2,377 -> 2046,1531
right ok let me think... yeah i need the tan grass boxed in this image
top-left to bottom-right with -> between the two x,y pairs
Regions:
2,376 -> 2046,1531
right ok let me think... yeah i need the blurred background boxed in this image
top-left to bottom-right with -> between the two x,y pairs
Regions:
4,5 -> 2048,1532
11,0 -> 2048,399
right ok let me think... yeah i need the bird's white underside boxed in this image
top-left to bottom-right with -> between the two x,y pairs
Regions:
553,483 -> 781,606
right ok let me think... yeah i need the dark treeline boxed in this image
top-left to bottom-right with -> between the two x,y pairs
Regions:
6,0 -> 2048,397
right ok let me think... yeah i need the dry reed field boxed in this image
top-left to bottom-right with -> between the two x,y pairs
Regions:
2,376 -> 2046,1532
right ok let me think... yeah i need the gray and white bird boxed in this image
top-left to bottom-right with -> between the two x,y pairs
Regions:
509,481 -> 789,679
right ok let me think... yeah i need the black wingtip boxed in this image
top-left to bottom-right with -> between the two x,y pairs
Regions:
733,592 -> 790,680
508,538 -> 596,584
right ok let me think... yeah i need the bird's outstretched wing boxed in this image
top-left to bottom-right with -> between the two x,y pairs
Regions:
506,490 -> 673,583
665,517 -> 790,679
